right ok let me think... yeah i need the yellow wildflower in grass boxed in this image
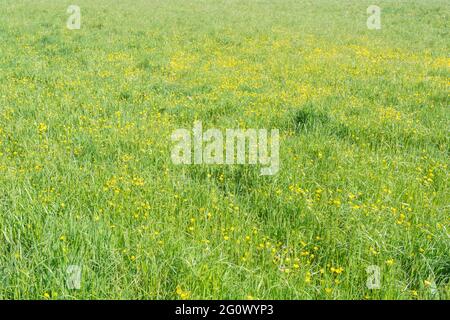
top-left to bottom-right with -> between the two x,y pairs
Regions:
38,123 -> 47,134
176,286 -> 191,300
330,267 -> 344,274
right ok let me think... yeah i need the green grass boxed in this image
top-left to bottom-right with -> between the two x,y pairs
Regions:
0,0 -> 448,299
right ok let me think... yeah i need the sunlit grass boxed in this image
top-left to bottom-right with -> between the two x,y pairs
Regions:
0,0 -> 448,299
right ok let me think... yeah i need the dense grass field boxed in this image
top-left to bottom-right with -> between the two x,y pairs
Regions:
0,0 -> 448,299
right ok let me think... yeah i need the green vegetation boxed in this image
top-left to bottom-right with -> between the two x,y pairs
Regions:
0,0 -> 448,299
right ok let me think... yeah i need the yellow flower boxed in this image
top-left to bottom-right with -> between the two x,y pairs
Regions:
385,259 -> 395,266
180,292 -> 190,299
176,286 -> 190,300
132,177 -> 145,187
331,266 -> 344,274
38,123 -> 47,133
305,272 -> 311,283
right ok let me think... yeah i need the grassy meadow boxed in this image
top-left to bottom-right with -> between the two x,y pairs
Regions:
0,0 -> 449,299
